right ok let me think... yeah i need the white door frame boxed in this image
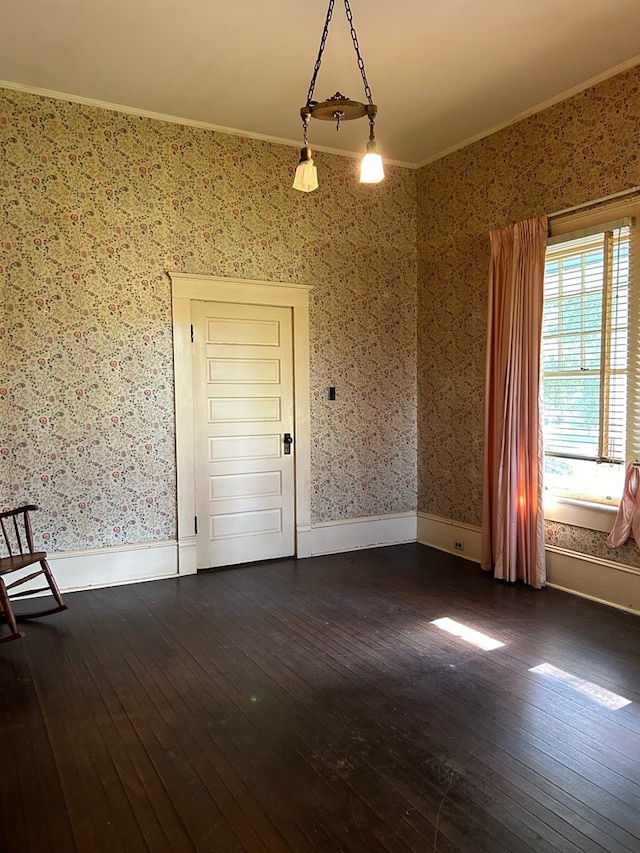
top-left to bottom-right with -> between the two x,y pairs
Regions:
169,272 -> 313,574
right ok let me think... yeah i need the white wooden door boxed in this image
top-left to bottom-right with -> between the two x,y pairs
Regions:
192,301 -> 295,568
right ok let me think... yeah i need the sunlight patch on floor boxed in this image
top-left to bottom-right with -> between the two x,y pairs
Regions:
529,663 -> 631,710
431,617 -> 505,651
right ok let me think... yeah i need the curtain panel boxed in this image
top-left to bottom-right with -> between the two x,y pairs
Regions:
482,216 -> 548,588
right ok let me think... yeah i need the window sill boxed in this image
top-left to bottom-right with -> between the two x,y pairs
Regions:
543,496 -> 617,533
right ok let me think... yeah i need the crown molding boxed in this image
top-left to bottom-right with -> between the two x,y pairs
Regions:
0,79 -> 413,169
416,54 -> 640,168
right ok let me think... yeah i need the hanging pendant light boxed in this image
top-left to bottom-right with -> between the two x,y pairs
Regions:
360,118 -> 384,183
292,115 -> 319,192
292,147 -> 319,192
293,0 -> 384,192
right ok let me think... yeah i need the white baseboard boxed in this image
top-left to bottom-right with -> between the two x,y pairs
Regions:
41,516 -> 414,595
44,515 -> 415,593
545,547 -> 640,615
177,535 -> 198,576
296,523 -> 313,559
311,512 -> 417,556
47,540 -> 179,594
418,512 -> 639,615
417,512 -> 482,562
37,514 -> 640,616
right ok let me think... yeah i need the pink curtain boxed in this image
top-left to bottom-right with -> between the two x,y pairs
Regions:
481,216 -> 548,588
606,462 -> 640,548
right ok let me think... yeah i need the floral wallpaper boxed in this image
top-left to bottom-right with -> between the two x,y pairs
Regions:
417,64 -> 640,569
0,89 -> 417,551
5,64 -> 639,571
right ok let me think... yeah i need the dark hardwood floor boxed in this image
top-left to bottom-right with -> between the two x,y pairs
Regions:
1,543 -> 639,852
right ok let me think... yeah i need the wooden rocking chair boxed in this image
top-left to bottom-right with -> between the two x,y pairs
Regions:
0,505 -> 67,643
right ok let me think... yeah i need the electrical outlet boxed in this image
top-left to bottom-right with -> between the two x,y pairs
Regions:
454,541 -> 464,551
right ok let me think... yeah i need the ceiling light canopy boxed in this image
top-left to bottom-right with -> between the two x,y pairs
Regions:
292,0 -> 384,193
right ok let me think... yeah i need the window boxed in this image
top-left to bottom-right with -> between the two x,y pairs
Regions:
542,208 -> 639,509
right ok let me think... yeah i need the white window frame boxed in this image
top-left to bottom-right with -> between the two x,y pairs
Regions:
543,199 -> 640,531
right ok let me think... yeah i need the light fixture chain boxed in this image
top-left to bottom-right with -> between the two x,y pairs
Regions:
343,0 -> 373,104
306,0 -> 336,106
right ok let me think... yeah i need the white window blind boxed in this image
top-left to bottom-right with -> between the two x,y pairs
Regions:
543,226 -> 629,463
628,226 -> 640,462
542,215 -> 637,503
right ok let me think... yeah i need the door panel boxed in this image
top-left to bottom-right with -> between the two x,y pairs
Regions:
210,471 -> 283,500
209,358 -> 281,384
210,397 -> 281,422
192,301 -> 295,568
209,433 -> 282,461
212,508 -> 283,538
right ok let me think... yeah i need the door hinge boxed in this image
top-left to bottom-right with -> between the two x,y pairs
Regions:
194,515 -> 198,534
190,324 -> 194,343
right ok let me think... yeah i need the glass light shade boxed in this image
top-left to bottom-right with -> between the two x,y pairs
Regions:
360,151 -> 384,184
292,158 -> 318,192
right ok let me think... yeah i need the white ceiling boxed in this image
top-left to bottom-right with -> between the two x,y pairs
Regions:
2,0 -> 640,167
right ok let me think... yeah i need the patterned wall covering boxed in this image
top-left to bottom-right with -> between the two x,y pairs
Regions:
0,89 -> 417,550
417,65 -> 640,568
